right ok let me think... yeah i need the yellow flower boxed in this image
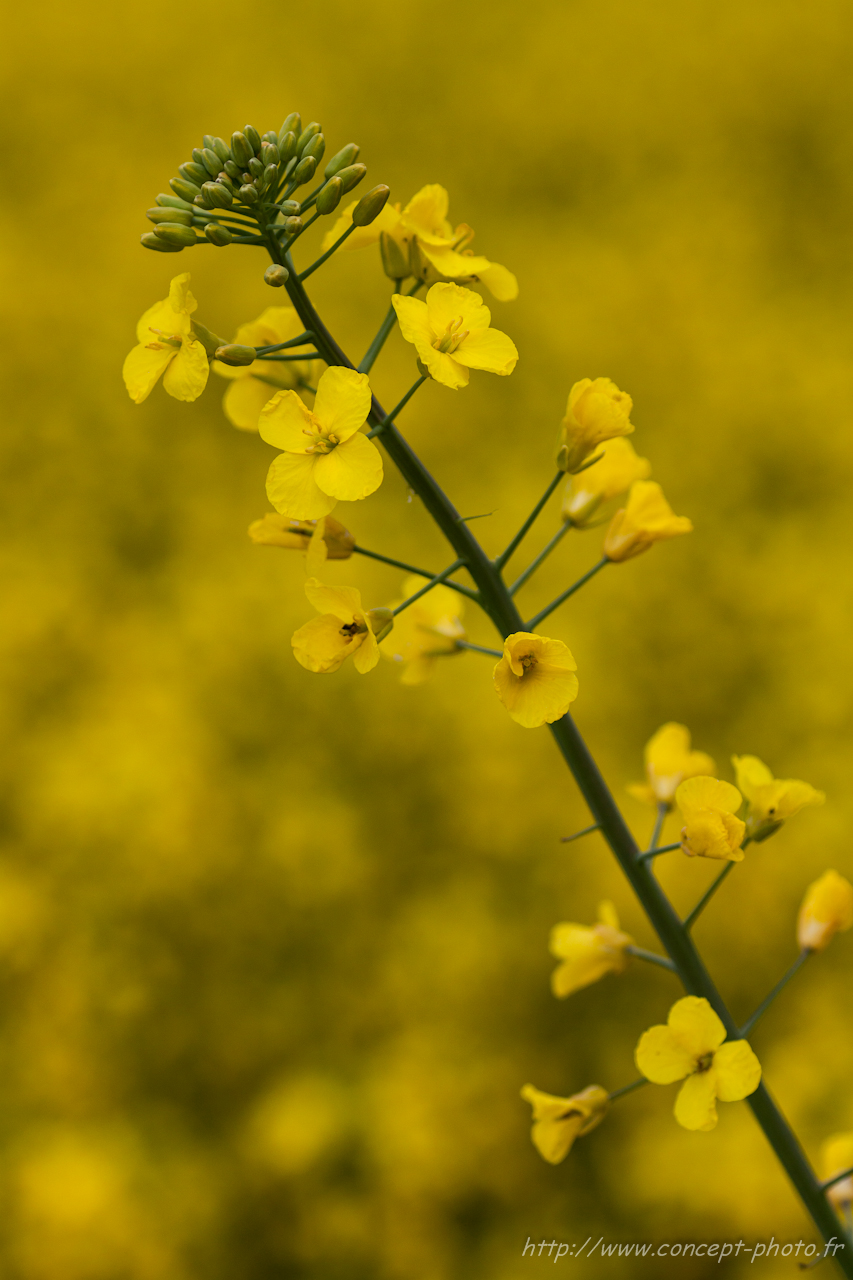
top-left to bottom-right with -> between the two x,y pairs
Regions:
321,183 -> 518,300
122,273 -> 210,404
797,870 -> 853,952
676,777 -> 746,861
627,722 -> 716,809
731,755 -> 825,841
248,514 -> 355,577
291,579 -> 392,675
603,480 -> 693,562
392,283 -> 518,390
259,366 -> 381,520
562,437 -> 651,528
821,1133 -> 853,1210
556,378 -> 634,474
213,305 -> 314,431
493,632 -> 578,729
635,996 -> 761,1131
520,1083 -> 609,1164
549,901 -> 633,998
380,576 -> 465,685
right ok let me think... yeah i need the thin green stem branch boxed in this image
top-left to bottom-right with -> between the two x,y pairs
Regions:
367,375 -> 428,437
683,862 -> 736,931
608,1077 -> 648,1102
256,352 -> 324,362
254,331 -> 315,354
647,802 -> 669,854
739,950 -> 812,1039
391,560 -> 464,617
637,842 -> 682,862
526,558 -> 609,630
267,243 -> 853,1274
508,522 -> 572,596
359,300 -> 399,374
456,639 -> 502,658
823,1167 -> 853,1192
298,221 -> 357,281
560,823 -> 601,843
495,473 -> 563,570
351,546 -> 478,601
625,944 -> 678,973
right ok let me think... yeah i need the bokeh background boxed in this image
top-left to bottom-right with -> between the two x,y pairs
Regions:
2,2 -> 853,1275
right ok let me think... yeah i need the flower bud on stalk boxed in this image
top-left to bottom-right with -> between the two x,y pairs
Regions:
261,130 -> 278,146
205,224 -> 232,246
239,184 -> 259,205
210,137 -> 231,163
316,176 -> 343,215
290,155 -> 316,186
141,231 -> 183,253
179,162 -> 209,186
278,199 -> 301,216
278,130 -> 298,162
264,264 -> 289,287
147,206 -> 193,226
263,164 -> 279,189
201,147 -> 222,176
279,112 -> 301,142
284,215 -> 303,236
194,189 -> 215,210
244,125 -> 262,154
170,178 -> 202,202
336,163 -> 367,193
153,223 -> 199,247
324,143 -> 360,179
297,122 -> 321,153
231,131 -> 253,167
223,159 -> 242,183
261,141 -> 281,166
301,132 -> 325,164
203,182 -> 233,209
380,230 -> 409,280
156,193 -> 194,210
215,344 -> 256,366
248,157 -> 264,179
352,184 -> 390,226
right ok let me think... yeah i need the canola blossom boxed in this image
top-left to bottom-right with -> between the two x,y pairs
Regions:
562,436 -> 651,528
556,377 -> 635,474
493,632 -> 578,728
392,283 -> 518,389
520,1084 -> 609,1164
380,576 -> 465,685
627,722 -> 716,808
604,480 -> 693,562
291,579 -> 392,674
732,754 -> 825,841
676,777 -> 746,860
797,870 -> 853,952
260,366 -> 381,519
635,997 -> 761,1131
123,273 -> 210,404
321,183 -> 518,300
549,901 -> 633,998
213,305 -> 314,431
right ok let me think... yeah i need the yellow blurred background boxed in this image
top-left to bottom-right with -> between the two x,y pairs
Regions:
2,1 -> 853,1275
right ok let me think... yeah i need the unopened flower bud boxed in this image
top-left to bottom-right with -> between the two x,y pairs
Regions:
324,143 -> 360,179
279,199 -> 301,216
316,176 -> 343,215
297,122 -> 321,152
239,184 -> 259,205
290,155 -> 316,186
205,224 -> 232,247
154,222 -> 199,247
179,161 -> 209,186
301,132 -> 325,163
248,156 -> 264,179
156,193 -> 194,211
231,131 -> 253,167
147,206 -> 193,226
336,163 -> 367,194
284,215 -> 303,236
264,264 -> 289,287
380,230 -> 410,280
261,129 -> 278,146
244,125 -> 262,154
223,159 -> 242,182
170,178 -> 202,202
215,344 -> 257,366
352,184 -> 390,226
279,112 -> 301,142
194,189 -> 215,210
366,607 -> 394,643
278,130 -> 298,162
141,231 -> 183,253
263,163 -> 279,187
210,136 -> 231,163
261,141 -> 281,166
200,147 -> 222,177
202,182 -> 233,208
192,148 -> 207,167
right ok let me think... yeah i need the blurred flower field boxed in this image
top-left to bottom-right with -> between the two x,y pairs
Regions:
2,1 -> 853,1275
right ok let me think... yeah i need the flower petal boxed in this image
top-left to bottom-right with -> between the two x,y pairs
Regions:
452,326 -> 518,376
266,453 -> 335,520
713,1040 -> 761,1101
312,366 -> 372,442
421,348 -> 469,390
635,1025 -> 695,1084
122,343 -> 173,404
476,262 -> 519,301
161,340 -> 209,402
674,1070 -> 719,1131
304,578 -> 363,623
291,614 -> 355,673
667,995 -> 727,1058
425,281 -> 491,334
167,272 -> 196,316
392,295 -> 436,350
352,629 -> 380,674
313,433 -> 383,502
259,390 -> 315,453
401,184 -> 453,242
223,377 -> 278,432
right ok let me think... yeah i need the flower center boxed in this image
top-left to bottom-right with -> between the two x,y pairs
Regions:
146,327 -> 182,350
520,652 -> 537,673
434,316 -> 468,354
304,429 -> 340,455
696,1052 -> 714,1073
340,620 -> 366,640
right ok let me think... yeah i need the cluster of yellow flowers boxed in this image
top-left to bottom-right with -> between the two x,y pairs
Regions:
522,722 -> 852,1163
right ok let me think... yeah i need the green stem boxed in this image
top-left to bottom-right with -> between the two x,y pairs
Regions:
359,300 -> 399,374
647,802 -> 669,854
739,950 -> 812,1038
391,561 -> 464,617
268,246 -> 852,1274
456,640 -> 502,658
824,1167 -> 853,1192
367,375 -> 428,437
508,522 -> 572,596
608,1077 -> 648,1102
254,332 -> 314,354
495,472 -> 563,570
256,352 -> 324,362
560,823 -> 601,843
351,546 -> 478,602
526,558 -> 609,630
637,842 -> 681,862
625,945 -> 677,973
683,862 -> 736,931
298,221 -> 357,281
